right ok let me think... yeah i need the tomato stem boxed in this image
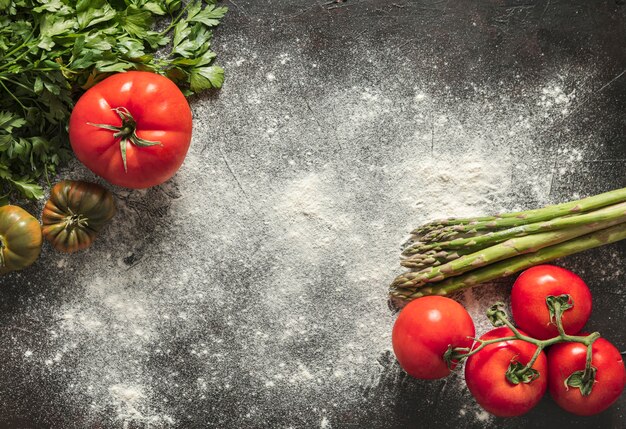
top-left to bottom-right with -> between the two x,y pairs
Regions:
63,208 -> 89,231
564,344 -> 598,396
514,343 -> 544,380
87,107 -> 162,173
549,295 -> 572,337
446,335 -> 520,364
585,342 -> 594,368
449,294 -> 601,389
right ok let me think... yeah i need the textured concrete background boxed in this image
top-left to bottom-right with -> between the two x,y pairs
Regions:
1,1 -> 626,428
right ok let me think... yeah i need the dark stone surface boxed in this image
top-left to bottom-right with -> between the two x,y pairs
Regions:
1,1 -> 625,428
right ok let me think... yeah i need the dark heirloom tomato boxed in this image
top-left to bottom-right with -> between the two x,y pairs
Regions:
69,71 -> 193,189
464,327 -> 548,417
392,296 -> 475,379
0,205 -> 42,274
548,337 -> 625,416
42,181 -> 116,253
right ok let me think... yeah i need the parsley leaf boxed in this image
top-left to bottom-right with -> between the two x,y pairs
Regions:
189,4 -> 228,27
8,178 -> 44,200
190,65 -> 224,91
0,0 -> 227,202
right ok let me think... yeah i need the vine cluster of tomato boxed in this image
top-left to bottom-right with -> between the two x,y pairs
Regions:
392,265 -> 626,417
1,71 -> 193,275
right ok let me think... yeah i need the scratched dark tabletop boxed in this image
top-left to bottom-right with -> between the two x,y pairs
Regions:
1,1 -> 626,428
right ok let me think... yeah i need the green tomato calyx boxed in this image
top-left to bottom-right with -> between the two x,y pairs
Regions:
486,302 -> 508,327
565,365 -> 597,396
63,208 -> 89,231
506,360 -> 540,385
87,107 -> 162,173
546,294 -> 574,330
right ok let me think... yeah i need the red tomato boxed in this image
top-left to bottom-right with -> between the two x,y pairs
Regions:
511,265 -> 592,340
392,296 -> 475,379
548,337 -> 625,416
464,327 -> 548,417
69,71 -> 193,188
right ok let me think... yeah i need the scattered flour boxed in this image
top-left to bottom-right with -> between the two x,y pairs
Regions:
3,45 -> 608,427
475,408 -> 493,423
539,85 -> 575,115
320,416 -> 330,428
106,384 -> 175,428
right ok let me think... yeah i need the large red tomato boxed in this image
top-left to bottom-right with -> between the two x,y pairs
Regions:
464,327 -> 548,417
511,265 -> 591,340
69,71 -> 193,188
548,337 -> 625,416
392,296 -> 475,379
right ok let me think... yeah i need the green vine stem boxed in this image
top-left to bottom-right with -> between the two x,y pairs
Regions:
445,295 -> 601,394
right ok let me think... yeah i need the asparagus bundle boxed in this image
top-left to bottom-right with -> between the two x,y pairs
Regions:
390,188 -> 626,301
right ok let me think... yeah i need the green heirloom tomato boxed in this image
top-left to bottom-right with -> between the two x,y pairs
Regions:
42,180 -> 116,253
0,205 -> 43,274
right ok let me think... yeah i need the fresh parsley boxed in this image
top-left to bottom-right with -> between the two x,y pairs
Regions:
0,0 -> 227,202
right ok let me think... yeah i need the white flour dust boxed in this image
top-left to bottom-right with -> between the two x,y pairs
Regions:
12,66 -> 602,428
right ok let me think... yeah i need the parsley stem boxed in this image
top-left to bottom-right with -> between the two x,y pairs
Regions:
159,0 -> 194,35
0,79 -> 27,113
2,28 -> 35,58
0,76 -> 37,94
0,43 -> 37,72
44,165 -> 50,187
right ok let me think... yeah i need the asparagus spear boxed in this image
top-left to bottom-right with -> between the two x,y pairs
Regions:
400,249 -> 464,270
402,201 -> 626,263
391,222 -> 626,301
392,201 -> 626,289
411,187 -> 626,240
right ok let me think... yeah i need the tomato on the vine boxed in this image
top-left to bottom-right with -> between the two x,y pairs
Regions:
548,336 -> 625,416
511,265 -> 592,340
392,296 -> 475,379
464,327 -> 548,417
69,71 -> 193,189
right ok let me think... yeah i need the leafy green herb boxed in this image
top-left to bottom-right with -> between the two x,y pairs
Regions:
0,0 -> 227,202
